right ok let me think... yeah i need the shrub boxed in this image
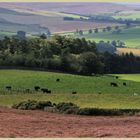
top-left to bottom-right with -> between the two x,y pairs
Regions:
36,101 -> 53,110
12,100 -> 38,110
77,108 -> 123,116
44,106 -> 58,113
12,100 -> 140,116
12,100 -> 53,110
56,102 -> 79,114
77,108 -> 140,116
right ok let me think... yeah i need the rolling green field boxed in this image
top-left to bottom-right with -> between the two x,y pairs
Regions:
65,26 -> 140,49
0,70 -> 140,109
0,31 -> 36,39
113,11 -> 140,20
114,74 -> 140,82
0,31 -> 16,38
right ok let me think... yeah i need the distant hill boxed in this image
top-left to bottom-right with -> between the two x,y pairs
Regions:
0,7 -> 32,16
0,18 -> 7,23
0,17 -> 49,34
0,2 -> 138,33
0,2 -> 134,15
0,2 -> 121,33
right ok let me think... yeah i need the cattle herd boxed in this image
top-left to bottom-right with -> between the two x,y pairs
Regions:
4,78 -> 77,94
110,82 -> 127,87
4,76 -> 128,95
5,86 -> 52,94
110,76 -> 127,87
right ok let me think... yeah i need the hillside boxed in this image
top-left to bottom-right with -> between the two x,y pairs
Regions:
0,14 -> 50,36
66,25 -> 140,49
0,2 -> 127,33
0,2 -> 134,15
0,7 -> 32,16
0,70 -> 140,108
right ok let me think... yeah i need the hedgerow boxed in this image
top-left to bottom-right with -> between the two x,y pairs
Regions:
12,100 -> 140,116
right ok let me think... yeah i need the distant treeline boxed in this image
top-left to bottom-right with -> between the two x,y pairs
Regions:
0,35 -> 140,75
64,15 -> 140,25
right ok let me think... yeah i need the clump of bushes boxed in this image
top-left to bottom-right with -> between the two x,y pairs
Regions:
12,100 -> 38,110
77,108 -> 123,116
36,101 -> 53,110
56,102 -> 79,114
12,100 -> 53,110
77,108 -> 140,116
12,100 -> 140,116
12,100 -> 79,114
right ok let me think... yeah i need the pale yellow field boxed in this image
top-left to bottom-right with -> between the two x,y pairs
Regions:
117,48 -> 140,57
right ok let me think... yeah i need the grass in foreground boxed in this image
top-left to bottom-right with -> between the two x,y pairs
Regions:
0,70 -> 140,94
0,93 -> 140,109
0,69 -> 140,109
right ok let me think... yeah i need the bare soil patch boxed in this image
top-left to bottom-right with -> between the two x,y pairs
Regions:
0,106 -> 140,138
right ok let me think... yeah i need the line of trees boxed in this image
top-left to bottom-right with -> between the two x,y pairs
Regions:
0,35 -> 140,75
64,14 -> 140,26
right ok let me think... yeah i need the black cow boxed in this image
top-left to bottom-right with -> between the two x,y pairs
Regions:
47,90 -> 51,93
41,88 -> 48,93
56,79 -> 60,82
34,86 -> 40,91
110,82 -> 118,87
41,88 -> 51,94
115,76 -> 119,79
72,91 -> 77,94
6,86 -> 12,91
123,82 -> 127,86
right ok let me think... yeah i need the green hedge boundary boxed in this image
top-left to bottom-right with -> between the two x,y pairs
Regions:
12,100 -> 140,116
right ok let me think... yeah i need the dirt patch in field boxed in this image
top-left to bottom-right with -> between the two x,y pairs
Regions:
0,106 -> 140,138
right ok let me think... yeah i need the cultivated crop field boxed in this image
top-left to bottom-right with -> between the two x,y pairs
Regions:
117,48 -> 140,57
0,70 -> 140,109
0,107 -> 140,138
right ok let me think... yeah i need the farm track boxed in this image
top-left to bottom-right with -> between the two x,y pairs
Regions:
0,107 -> 140,138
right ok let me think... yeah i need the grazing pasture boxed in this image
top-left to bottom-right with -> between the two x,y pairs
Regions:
113,74 -> 140,82
0,31 -> 15,39
1,93 -> 140,109
0,70 -> 140,94
0,70 -> 140,108
0,31 -> 33,39
69,26 -> 140,49
113,11 -> 140,20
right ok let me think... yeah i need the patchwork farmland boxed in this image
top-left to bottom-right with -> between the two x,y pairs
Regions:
0,2 -> 140,138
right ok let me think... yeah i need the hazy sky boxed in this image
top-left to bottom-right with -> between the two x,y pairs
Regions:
118,2 -> 140,5
0,0 -> 140,2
